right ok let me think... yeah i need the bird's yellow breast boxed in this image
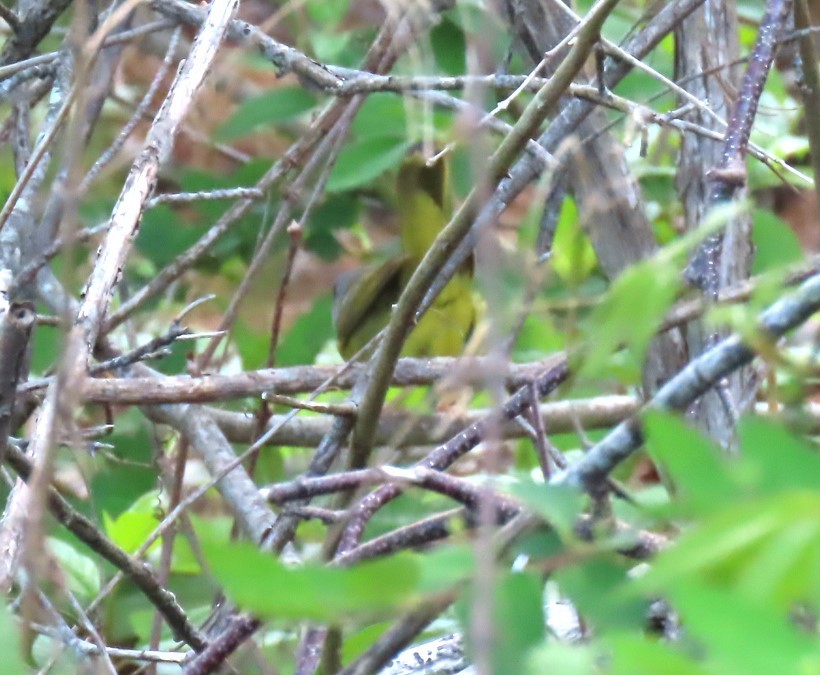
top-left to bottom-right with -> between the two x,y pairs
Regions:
334,149 -> 475,360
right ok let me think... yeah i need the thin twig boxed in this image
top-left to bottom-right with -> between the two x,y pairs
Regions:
80,26 -> 183,192
3,442 -> 207,650
147,187 -> 264,208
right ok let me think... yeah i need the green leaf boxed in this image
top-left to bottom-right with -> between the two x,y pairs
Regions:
644,491 -> 820,609
327,137 -> 412,193
218,87 -> 317,139
503,479 -> 583,538
527,642 -> 598,675
751,210 -> 803,274
30,316 -> 60,375
306,0 -> 348,24
578,258 -> 680,383
431,17 -> 466,76
306,193 -> 360,260
32,634 -> 80,673
91,415 -> 158,518
554,557 -> 645,632
643,411 -> 737,513
737,416 -> 820,495
666,581 -> 819,675
276,293 -> 335,366
607,633 -> 708,675
460,572 -> 544,673
771,133 -> 810,159
514,528 -> 565,561
48,537 -> 101,601
492,573 -> 545,671
103,490 -> 162,554
342,622 -> 391,666
104,510 -> 159,555
233,317 -> 270,370
0,603 -> 28,673
417,543 -> 475,594
203,539 -> 421,621
137,204 -> 208,269
310,30 -> 353,64
551,198 -> 597,284
352,94 -> 407,138
734,512 -> 820,609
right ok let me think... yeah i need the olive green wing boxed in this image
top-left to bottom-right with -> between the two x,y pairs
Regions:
333,255 -> 407,359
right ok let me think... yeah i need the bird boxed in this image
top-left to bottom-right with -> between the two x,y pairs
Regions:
333,147 -> 475,359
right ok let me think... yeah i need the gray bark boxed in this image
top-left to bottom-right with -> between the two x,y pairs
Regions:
676,0 -> 755,447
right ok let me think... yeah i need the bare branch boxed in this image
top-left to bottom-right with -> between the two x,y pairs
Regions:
3,442 -> 207,651
559,272 -> 820,491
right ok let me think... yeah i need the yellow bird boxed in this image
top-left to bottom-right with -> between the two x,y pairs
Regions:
333,148 -> 475,359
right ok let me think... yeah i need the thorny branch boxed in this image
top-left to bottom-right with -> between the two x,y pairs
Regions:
684,0 -> 794,297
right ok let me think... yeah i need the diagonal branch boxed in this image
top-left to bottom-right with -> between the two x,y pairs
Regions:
348,0 -> 622,472
559,272 -> 820,491
2,442 -> 207,651
65,0 -> 238,376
